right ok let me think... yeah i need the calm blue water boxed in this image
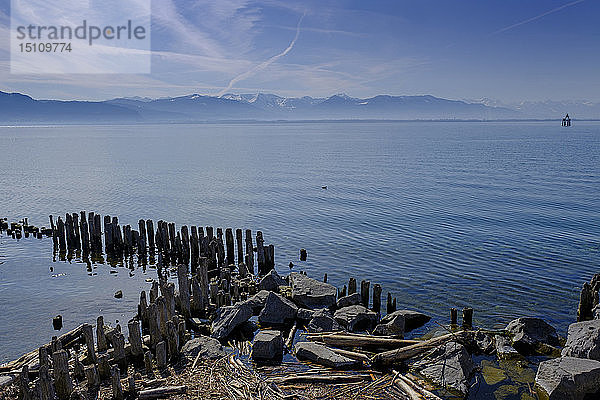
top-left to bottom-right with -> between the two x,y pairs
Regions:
1,121 -> 599,363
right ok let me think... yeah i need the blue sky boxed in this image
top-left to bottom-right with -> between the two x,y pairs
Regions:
0,0 -> 598,101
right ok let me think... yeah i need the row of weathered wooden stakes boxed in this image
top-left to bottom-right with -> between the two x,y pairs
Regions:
1,213 -> 276,274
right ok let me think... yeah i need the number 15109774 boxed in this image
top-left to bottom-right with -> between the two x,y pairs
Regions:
18,43 -> 72,52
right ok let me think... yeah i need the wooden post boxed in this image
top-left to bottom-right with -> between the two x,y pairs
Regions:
112,217 -> 122,255
360,280 -> 370,308
166,320 -> 179,361
256,231 -> 265,274
65,213 -> 74,251
156,341 -> 167,370
268,244 -> 275,271
235,228 -> 243,266
139,219 -> 147,255
156,296 -> 168,340
165,283 -> 176,319
224,228 -> 234,267
39,345 -> 49,368
144,351 -> 153,375
104,215 -> 113,254
146,220 -> 155,254
80,211 -> 90,255
323,273 -> 328,283
52,349 -> 73,400
85,365 -> 99,391
386,293 -> 393,314
198,257 -> 209,310
74,355 -> 85,380
49,215 -> 58,248
177,264 -> 191,318
245,229 -> 254,274
348,278 -> 357,295
462,307 -> 473,329
181,226 -> 190,264
98,354 -> 111,381
191,275 -> 203,316
451,308 -> 458,325
94,213 -> 102,253
111,366 -> 124,400
190,226 -> 199,267
128,320 -> 143,358
39,364 -> 55,400
82,323 -> 97,363
112,332 -> 127,371
97,316 -> 107,352
372,284 -> 382,313
19,365 -> 33,400
139,291 -> 148,329
72,213 -> 81,251
150,281 -> 159,304
57,216 -> 66,253
147,303 -> 160,350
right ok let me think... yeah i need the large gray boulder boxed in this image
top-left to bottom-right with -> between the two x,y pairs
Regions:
562,319 -> 600,360
374,313 -> 405,336
243,290 -> 270,315
385,310 -> 431,332
334,305 -> 377,332
336,293 -> 362,309
211,302 -> 253,340
297,308 -> 316,322
181,336 -> 227,360
258,270 -> 287,292
535,357 -> 600,399
295,342 -> 358,369
251,330 -> 283,361
307,309 -> 344,333
290,272 -> 337,309
258,292 -> 298,325
506,317 -> 559,355
412,341 -> 475,395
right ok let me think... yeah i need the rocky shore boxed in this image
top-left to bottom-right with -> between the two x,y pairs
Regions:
1,215 -> 600,399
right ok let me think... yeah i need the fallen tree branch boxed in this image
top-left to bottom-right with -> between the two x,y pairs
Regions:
307,333 -> 420,349
269,373 -> 372,385
394,371 -> 442,400
138,385 -> 187,399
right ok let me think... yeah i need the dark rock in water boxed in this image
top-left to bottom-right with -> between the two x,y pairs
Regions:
307,309 -> 343,333
494,335 -> 523,360
506,317 -> 559,355
251,330 -> 283,361
258,292 -> 298,326
336,293 -> 362,309
211,302 -> 253,340
383,310 -> 430,332
114,290 -> 123,299
412,341 -> 475,395
258,270 -> 286,292
471,331 -> 495,355
296,308 -> 316,323
373,313 -> 405,337
243,290 -> 270,315
290,272 -> 337,309
562,319 -> 600,360
53,315 -> 63,331
535,357 -> 600,400
182,336 -> 227,360
333,305 -> 377,332
295,342 -> 358,369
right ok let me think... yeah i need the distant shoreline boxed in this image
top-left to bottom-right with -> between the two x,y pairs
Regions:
1,118 -> 599,128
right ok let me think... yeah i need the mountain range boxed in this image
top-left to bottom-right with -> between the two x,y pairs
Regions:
1,90 -> 599,123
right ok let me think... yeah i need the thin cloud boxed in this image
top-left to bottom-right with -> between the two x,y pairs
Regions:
492,0 -> 585,35
217,13 -> 305,96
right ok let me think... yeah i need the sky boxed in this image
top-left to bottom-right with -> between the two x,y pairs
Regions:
0,0 -> 598,102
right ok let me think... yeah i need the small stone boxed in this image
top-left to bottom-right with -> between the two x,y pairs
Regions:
334,305 -> 377,332
181,336 -> 227,360
307,309 -> 343,333
336,293 -> 362,309
295,342 -> 358,369
258,270 -> 286,292
383,310 -> 430,332
258,292 -> 298,326
251,330 -> 283,361
114,290 -> 123,299
373,313 -> 405,336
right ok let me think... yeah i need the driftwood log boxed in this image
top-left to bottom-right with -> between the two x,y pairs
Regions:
307,332 -> 420,348
138,385 -> 187,399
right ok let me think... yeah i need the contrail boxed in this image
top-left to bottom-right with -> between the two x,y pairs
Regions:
217,13 -> 305,97
492,0 -> 585,35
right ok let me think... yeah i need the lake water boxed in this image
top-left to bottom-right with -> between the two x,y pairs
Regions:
1,121 -> 599,364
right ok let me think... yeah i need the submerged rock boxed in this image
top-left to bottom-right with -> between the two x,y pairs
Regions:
535,357 -> 600,399
562,319 -> 600,360
384,310 -> 430,332
258,292 -> 298,325
307,309 -> 343,333
334,305 -> 377,332
290,272 -> 337,309
412,341 -> 475,396
295,342 -> 358,369
251,330 -> 283,361
211,302 -> 253,340
506,317 -> 559,355
258,270 -> 286,292
181,336 -> 227,360
336,293 -> 362,309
